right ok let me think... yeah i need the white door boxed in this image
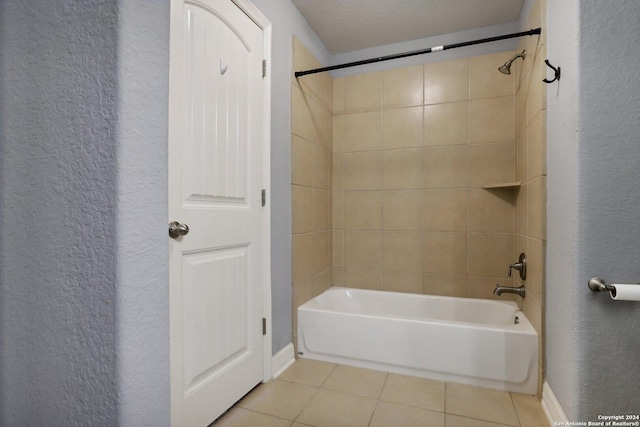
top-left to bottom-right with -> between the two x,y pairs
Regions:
168,0 -> 268,425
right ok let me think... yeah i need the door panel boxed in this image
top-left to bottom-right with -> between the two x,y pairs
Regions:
169,0 -> 265,425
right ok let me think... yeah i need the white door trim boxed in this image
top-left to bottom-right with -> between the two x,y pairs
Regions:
230,0 -> 273,383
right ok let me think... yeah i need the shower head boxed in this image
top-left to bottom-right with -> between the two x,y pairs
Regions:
498,50 -> 526,75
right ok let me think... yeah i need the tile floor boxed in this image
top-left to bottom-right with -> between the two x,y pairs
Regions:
213,359 -> 548,427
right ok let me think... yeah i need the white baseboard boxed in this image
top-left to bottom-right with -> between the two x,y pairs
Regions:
542,381 -> 568,426
271,343 -> 295,378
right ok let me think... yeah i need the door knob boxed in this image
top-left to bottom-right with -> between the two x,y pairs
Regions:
168,221 -> 189,239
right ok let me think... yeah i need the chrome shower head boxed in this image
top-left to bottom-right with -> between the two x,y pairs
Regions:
498,50 -> 526,75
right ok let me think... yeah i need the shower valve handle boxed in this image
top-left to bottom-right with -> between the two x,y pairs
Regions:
508,253 -> 527,280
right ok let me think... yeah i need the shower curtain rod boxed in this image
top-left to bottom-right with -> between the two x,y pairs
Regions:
294,28 -> 542,78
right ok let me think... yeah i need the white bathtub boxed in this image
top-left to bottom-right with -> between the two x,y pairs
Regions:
297,287 -> 538,394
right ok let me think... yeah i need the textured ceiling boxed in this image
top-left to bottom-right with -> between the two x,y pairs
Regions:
291,0 -> 525,53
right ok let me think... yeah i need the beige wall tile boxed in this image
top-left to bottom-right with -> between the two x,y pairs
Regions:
314,102 -> 333,151
527,57 -> 544,127
515,39 -> 528,95
423,274 -> 468,297
383,148 -> 424,190
333,115 -> 345,153
527,176 -> 546,240
333,230 -> 344,268
469,96 -> 515,143
468,188 -> 515,233
516,184 -> 527,236
292,135 -> 314,186
526,237 -> 545,304
424,232 -> 468,275
345,268 -> 383,290
344,191 -> 383,230
514,235 -> 527,291
383,231 -> 424,274
333,77 -> 345,115
424,145 -> 468,189
332,267 -> 345,286
313,231 -> 331,274
424,58 -> 468,105
292,37 -> 314,93
293,233 -> 314,283
333,192 -> 344,229
424,189 -> 468,232
315,71 -> 333,113
293,277 -> 313,310
383,271 -> 424,294
344,151 -> 382,190
516,131 -> 528,183
469,52 -> 515,100
314,189 -> 329,231
292,277 -> 312,353
292,84 -> 315,142
383,190 -> 425,230
523,291 -> 542,336
346,72 -> 382,113
424,101 -> 468,147
345,111 -> 382,152
344,231 -> 383,270
541,112 -> 547,175
292,185 -> 314,234
312,270 -> 332,297
383,65 -> 424,108
382,107 -> 423,150
516,82 -> 528,139
333,153 -> 344,191
468,233 -> 514,278
314,146 -> 330,190
527,112 -> 544,179
468,142 -> 515,187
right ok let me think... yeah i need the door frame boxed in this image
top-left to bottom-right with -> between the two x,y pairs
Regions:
231,0 -> 274,384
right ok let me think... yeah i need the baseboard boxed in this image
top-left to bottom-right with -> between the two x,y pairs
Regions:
542,381 -> 568,426
271,342 -> 295,378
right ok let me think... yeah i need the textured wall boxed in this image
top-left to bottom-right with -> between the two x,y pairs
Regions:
0,1 -> 120,424
575,0 -> 640,418
0,0 -> 171,424
545,0 -> 580,418
115,0 -> 170,424
547,0 -> 640,419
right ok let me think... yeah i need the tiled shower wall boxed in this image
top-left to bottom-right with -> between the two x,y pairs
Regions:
291,38 -> 333,346
514,0 -> 547,395
331,55 -> 519,299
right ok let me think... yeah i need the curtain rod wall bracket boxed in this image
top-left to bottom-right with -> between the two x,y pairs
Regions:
294,28 -> 542,78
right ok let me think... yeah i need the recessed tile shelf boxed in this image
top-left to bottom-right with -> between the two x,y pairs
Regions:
481,181 -> 521,189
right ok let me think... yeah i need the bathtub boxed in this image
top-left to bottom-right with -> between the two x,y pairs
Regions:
297,287 -> 538,394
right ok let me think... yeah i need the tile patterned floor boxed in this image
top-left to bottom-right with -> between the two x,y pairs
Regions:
213,359 -> 548,427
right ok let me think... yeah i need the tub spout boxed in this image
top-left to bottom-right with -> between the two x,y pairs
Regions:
493,284 -> 526,298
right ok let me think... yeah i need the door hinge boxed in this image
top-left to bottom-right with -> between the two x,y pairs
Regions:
262,317 -> 267,335
262,60 -> 267,78
261,189 -> 266,206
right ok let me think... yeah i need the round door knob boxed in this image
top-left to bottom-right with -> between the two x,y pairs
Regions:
169,221 -> 189,239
